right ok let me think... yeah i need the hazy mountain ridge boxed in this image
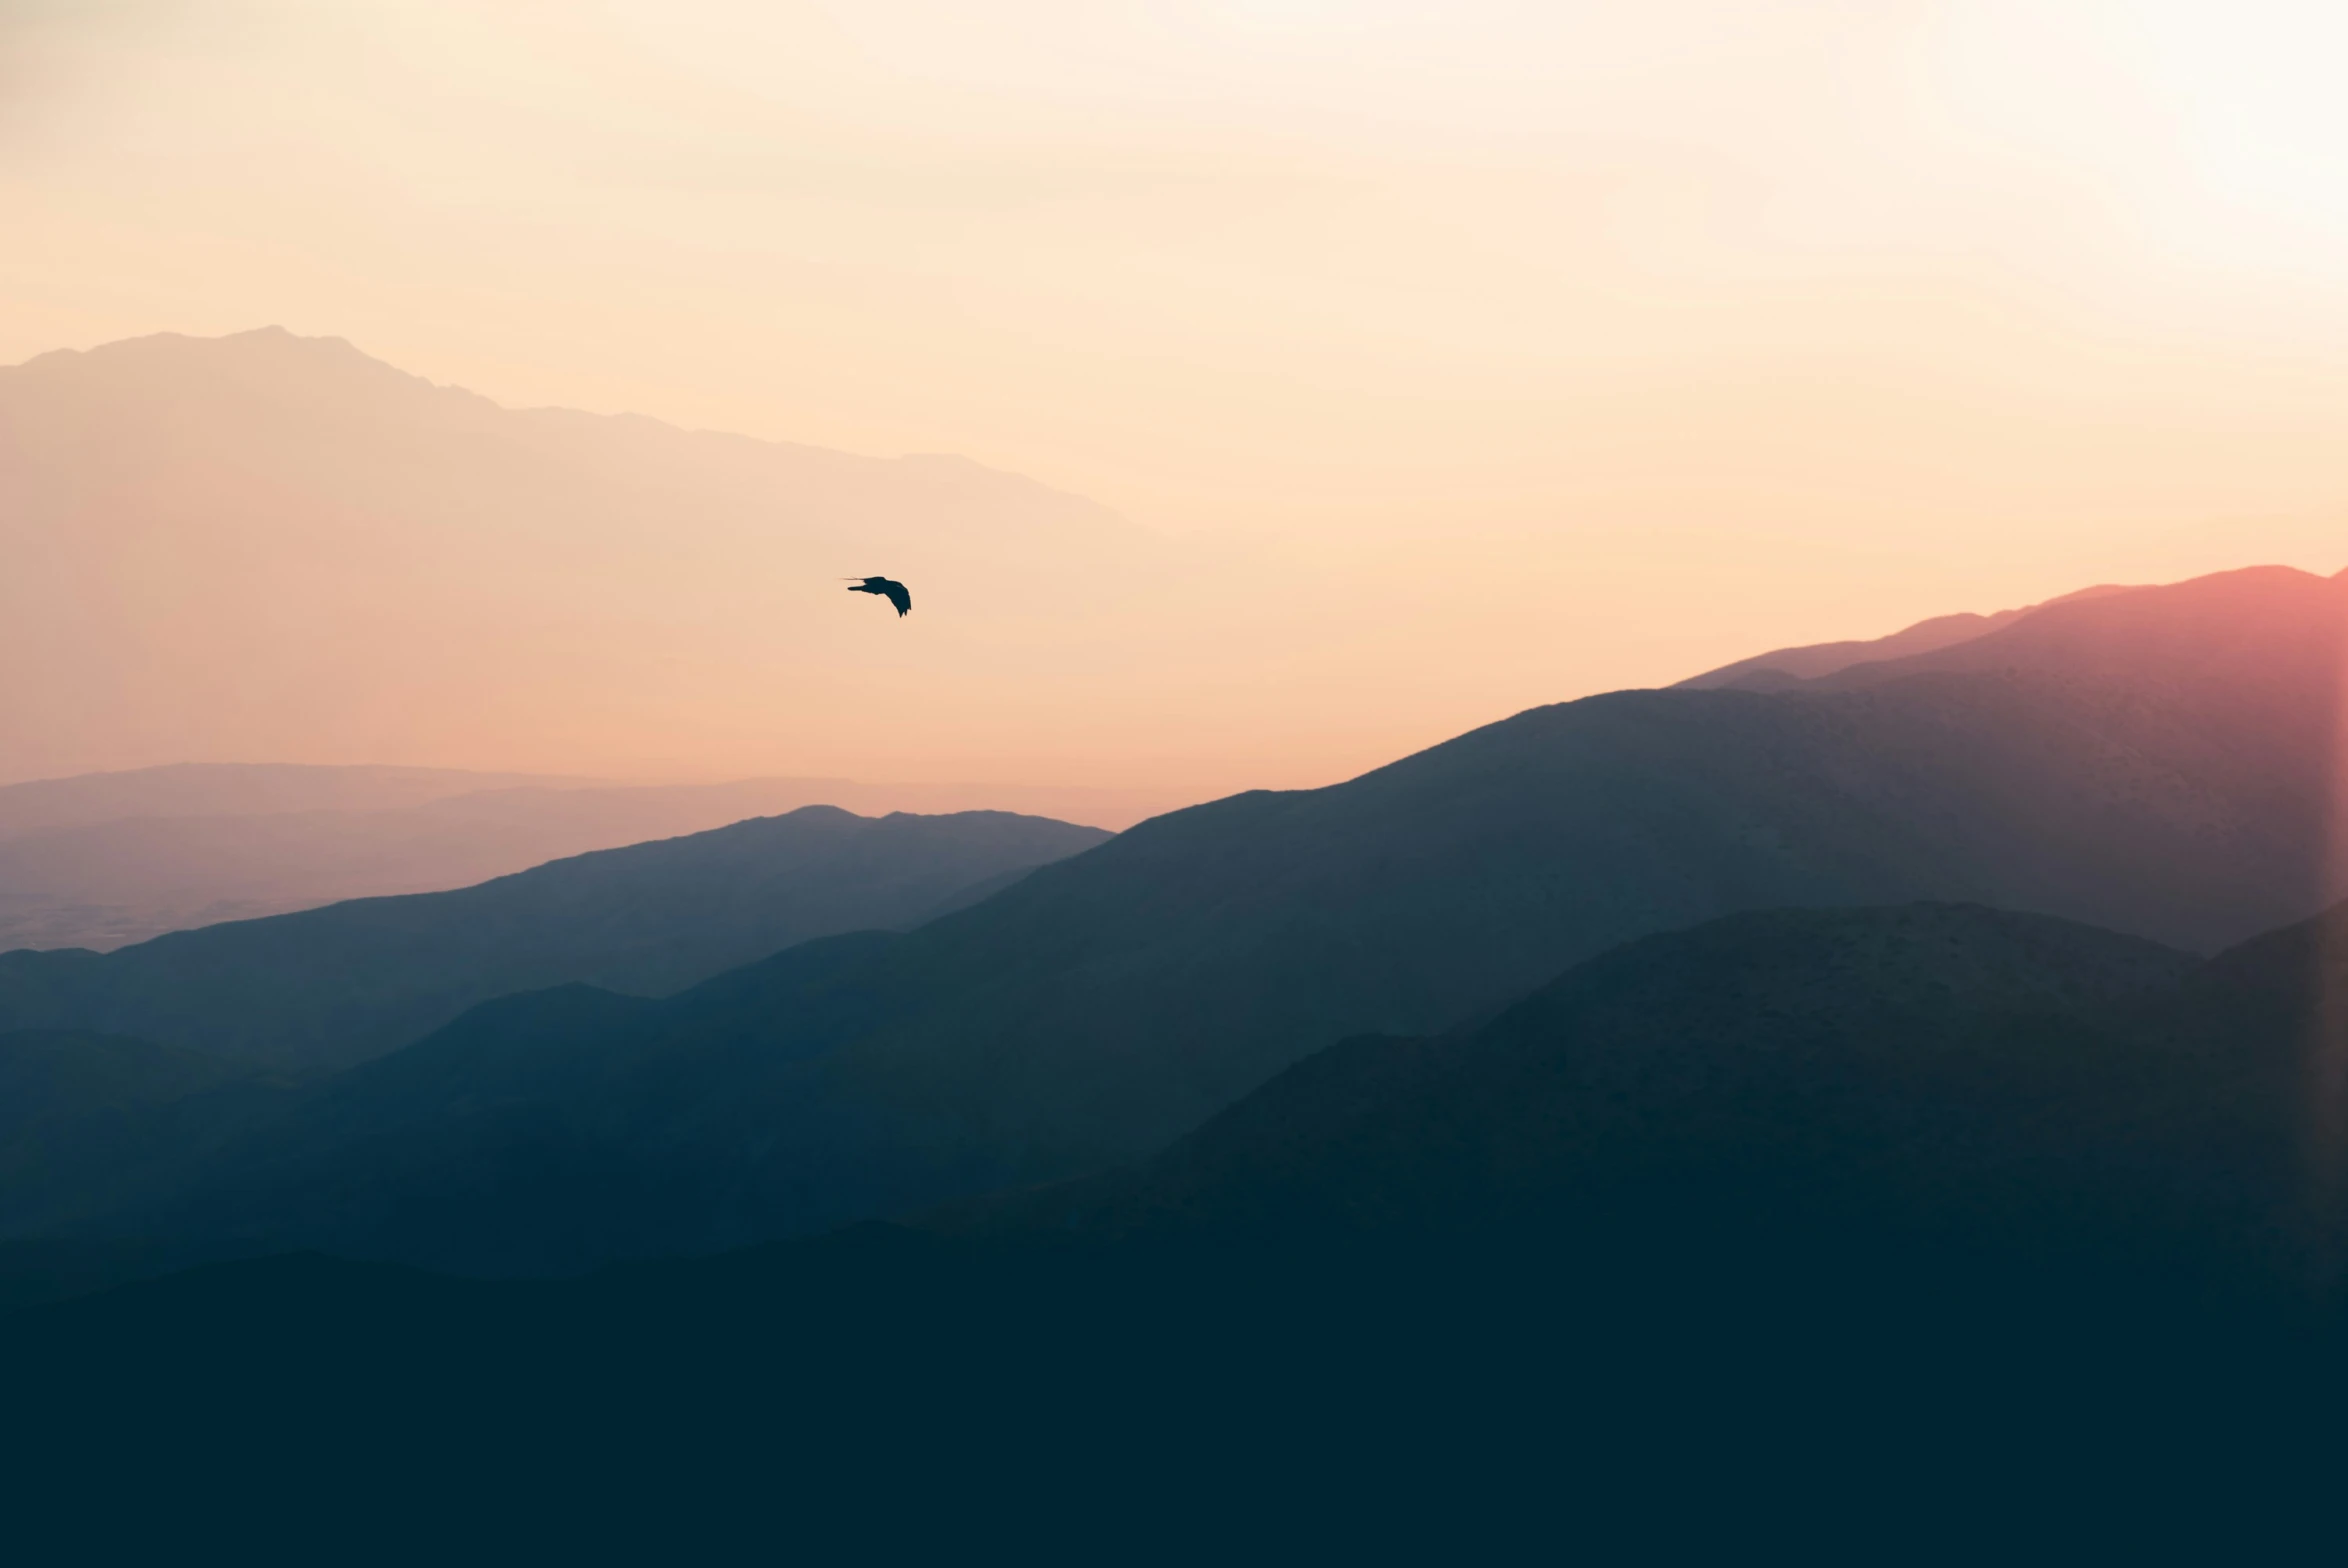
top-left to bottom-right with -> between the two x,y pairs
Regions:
1809,563 -> 2348,692
25,563 -> 2346,1273
10,568 -> 2348,1527
0,805 -> 1106,1071
0,765 -> 1174,952
801,568 -> 2346,1173
0,763 -> 584,837
6,328 -> 1130,541
0,327 -> 1160,789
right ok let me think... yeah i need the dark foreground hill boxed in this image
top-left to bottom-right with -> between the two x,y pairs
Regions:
0,1032 -> 265,1228
27,564 -> 2348,1272
9,901 -> 2346,1554
0,806 -> 1105,1071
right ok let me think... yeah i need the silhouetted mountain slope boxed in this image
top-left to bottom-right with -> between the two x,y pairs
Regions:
882,570 -> 2347,1167
0,764 -> 1184,952
0,807 -> 1104,1071
1812,563 -> 2344,692
950,904 -> 2263,1252
829,655 -> 2338,1168
121,935 -> 908,1274
1676,584 -> 2137,689
0,1030 -> 285,1234
0,1029 -> 244,1135
56,565 -> 2348,1269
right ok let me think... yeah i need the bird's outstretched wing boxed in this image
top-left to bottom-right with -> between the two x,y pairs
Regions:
882,580 -> 911,616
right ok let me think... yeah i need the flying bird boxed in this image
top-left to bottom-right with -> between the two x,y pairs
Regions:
845,575 -> 911,617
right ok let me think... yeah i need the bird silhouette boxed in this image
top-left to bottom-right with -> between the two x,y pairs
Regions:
845,576 -> 911,617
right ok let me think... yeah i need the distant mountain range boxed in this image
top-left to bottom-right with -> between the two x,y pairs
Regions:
0,763 -> 582,836
0,762 -> 1184,951
10,560 -> 2348,1546
8,562 -> 2345,1275
0,327 -> 1160,790
0,805 -> 1104,1074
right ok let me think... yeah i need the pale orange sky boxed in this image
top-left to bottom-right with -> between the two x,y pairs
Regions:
6,1 -> 2348,792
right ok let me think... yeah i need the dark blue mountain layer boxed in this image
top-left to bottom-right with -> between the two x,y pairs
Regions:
10,899 -> 2347,1556
0,806 -> 1106,1071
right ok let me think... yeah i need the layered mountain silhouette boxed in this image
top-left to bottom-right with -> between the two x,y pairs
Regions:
11,564 -> 2348,1544
0,763 -> 577,837
0,806 -> 1105,1072
948,903 -> 2299,1264
0,763 -> 1172,952
20,562 -> 2346,1273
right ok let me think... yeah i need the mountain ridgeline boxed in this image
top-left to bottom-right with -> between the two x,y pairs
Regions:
13,563 -> 2348,1274
1673,582 -> 2141,689
944,902 -> 2300,1264
11,563 -> 2348,1544
0,327 -> 1157,794
0,763 -> 1188,954
0,806 -> 1107,1071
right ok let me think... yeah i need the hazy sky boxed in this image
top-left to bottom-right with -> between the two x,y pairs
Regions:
7,0 -> 2348,787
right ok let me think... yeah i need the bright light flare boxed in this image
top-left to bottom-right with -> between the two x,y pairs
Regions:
2131,1 -> 2348,241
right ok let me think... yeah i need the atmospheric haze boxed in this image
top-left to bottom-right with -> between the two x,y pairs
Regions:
6,0 -> 2348,794
16,4 -> 2348,1528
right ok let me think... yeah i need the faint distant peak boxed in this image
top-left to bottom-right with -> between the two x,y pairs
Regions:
0,762 -> 598,841
16,324 -> 401,373
218,324 -> 390,364
4,327 -> 1136,532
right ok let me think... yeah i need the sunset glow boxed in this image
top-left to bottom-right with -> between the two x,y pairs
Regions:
13,5 -> 2348,1521
6,1 -> 2347,790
